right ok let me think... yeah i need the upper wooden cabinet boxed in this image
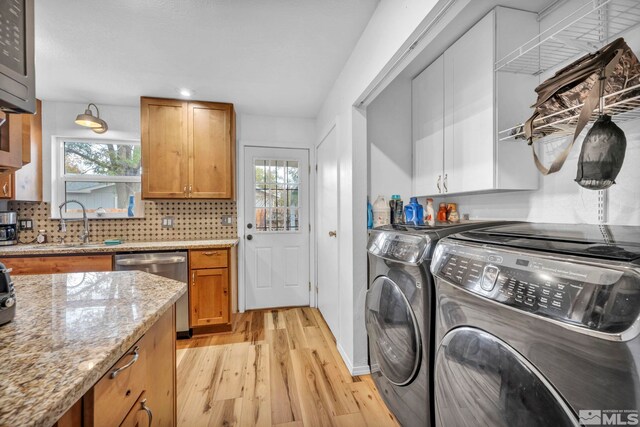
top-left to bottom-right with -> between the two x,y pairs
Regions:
0,110 -> 24,171
141,97 -> 235,199
0,99 -> 43,201
412,7 -> 539,197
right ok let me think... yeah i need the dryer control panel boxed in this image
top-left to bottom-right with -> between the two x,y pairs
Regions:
431,240 -> 640,335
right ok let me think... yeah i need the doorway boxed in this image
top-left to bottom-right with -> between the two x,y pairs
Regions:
243,146 -> 310,309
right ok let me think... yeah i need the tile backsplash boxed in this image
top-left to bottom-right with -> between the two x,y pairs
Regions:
9,201 -> 237,244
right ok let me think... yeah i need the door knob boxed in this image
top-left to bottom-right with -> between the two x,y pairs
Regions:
247,223 -> 253,229
328,230 -> 337,237
246,234 -> 253,240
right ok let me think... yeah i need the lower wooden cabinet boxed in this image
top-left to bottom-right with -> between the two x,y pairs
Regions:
189,248 -> 232,331
3,254 -> 113,275
55,305 -> 176,427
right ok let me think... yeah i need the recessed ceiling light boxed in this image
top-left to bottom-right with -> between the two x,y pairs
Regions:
179,89 -> 192,97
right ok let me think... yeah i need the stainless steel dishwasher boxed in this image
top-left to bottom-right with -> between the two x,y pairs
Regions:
114,252 -> 190,338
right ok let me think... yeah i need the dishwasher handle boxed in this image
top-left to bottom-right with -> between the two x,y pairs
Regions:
115,256 -> 187,266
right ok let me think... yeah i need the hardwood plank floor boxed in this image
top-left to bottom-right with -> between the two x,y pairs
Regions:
177,307 -> 398,427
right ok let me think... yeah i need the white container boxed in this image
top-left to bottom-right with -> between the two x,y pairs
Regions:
425,198 -> 435,226
373,195 -> 390,227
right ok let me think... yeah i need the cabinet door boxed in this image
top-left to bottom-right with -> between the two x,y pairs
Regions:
444,11 -> 495,194
0,111 -> 23,171
140,306 -> 175,426
188,102 -> 234,198
190,268 -> 229,327
0,173 -> 12,199
412,54 -> 445,196
141,97 -> 189,199
14,99 -> 43,201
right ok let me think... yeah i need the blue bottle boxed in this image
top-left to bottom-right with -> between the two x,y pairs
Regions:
128,195 -> 135,217
404,197 -> 424,225
367,199 -> 373,229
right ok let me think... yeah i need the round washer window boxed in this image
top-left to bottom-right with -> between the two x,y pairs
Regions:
365,276 -> 421,386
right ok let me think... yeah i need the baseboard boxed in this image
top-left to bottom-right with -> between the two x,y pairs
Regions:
337,341 -> 371,376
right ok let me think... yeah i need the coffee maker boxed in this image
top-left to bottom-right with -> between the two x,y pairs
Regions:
0,211 -> 17,246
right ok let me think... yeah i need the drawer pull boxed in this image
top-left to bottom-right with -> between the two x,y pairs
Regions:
110,345 -> 139,379
203,251 -> 218,256
141,398 -> 153,427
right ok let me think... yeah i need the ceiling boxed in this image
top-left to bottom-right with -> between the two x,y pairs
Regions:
34,0 -> 379,118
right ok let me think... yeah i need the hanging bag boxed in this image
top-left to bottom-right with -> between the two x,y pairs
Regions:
523,37 -> 640,175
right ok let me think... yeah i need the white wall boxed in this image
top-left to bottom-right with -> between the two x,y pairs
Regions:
316,0 -> 443,374
367,77 -> 413,203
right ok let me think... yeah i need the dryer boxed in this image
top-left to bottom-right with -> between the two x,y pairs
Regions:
366,221 -> 513,427
431,223 -> 640,426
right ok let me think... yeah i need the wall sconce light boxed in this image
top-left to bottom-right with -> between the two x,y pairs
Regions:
75,103 -> 108,134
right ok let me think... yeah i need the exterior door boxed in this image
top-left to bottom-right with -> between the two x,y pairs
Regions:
316,127 -> 340,337
244,147 -> 310,309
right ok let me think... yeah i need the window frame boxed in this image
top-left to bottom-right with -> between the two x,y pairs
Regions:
252,158 -> 301,234
51,136 -> 143,219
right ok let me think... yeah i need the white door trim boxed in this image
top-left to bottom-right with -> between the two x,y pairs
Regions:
238,144 -> 314,312
314,117 -> 339,318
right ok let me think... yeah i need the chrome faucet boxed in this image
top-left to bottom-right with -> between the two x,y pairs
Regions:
59,200 -> 90,244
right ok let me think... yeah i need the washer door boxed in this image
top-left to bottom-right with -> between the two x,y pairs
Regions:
435,327 -> 579,427
365,275 -> 421,386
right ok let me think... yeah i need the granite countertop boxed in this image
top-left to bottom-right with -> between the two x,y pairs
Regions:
0,238 -> 239,257
0,271 -> 187,427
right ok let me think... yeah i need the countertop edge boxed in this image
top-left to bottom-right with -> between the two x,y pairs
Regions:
0,239 -> 239,257
38,282 -> 187,427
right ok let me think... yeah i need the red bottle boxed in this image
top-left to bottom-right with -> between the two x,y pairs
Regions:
437,202 -> 448,222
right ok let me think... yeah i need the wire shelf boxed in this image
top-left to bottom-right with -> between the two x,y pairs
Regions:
499,83 -> 640,141
495,0 -> 640,75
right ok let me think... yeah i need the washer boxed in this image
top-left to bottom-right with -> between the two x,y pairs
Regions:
431,223 -> 640,426
366,221 -> 513,427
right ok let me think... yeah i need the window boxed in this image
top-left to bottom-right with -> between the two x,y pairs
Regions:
52,138 -> 143,218
254,159 -> 299,231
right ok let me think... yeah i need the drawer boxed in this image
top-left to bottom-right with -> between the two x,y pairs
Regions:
120,391 -> 152,427
87,339 -> 147,427
190,248 -> 228,269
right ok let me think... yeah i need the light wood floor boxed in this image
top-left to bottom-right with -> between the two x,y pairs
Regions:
176,307 -> 398,427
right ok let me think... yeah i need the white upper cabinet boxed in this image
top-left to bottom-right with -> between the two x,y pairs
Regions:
413,54 -> 444,196
412,7 -> 540,197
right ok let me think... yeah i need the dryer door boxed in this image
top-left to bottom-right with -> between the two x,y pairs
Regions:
435,327 -> 579,427
365,275 -> 421,386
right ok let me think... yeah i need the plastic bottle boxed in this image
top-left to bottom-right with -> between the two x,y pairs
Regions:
389,195 -> 404,225
127,195 -> 135,217
367,198 -> 373,229
404,197 -> 424,226
372,195 -> 390,227
437,202 -> 448,222
425,198 -> 435,226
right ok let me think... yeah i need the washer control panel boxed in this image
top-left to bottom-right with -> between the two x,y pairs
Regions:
432,240 -> 640,334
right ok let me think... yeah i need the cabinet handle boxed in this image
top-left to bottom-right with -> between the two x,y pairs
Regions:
2,183 -> 7,196
110,345 -> 139,379
140,398 -> 153,427
436,175 -> 441,193
443,174 -> 448,193
183,185 -> 187,196
203,251 -> 218,256
189,185 -> 193,194
192,271 -> 196,285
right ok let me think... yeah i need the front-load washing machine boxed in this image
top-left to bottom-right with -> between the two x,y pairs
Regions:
431,223 -> 640,426
366,221 -> 514,427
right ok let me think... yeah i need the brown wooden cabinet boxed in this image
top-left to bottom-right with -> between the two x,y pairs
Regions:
189,248 -> 231,331
82,306 -> 176,427
141,97 -> 235,200
4,254 -> 113,275
0,98 -> 43,201
0,110 -> 24,171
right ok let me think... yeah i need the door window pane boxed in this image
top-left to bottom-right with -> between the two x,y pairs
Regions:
254,160 -> 300,232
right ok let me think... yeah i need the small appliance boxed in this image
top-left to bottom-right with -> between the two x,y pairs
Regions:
0,211 -> 18,246
0,263 -> 16,326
